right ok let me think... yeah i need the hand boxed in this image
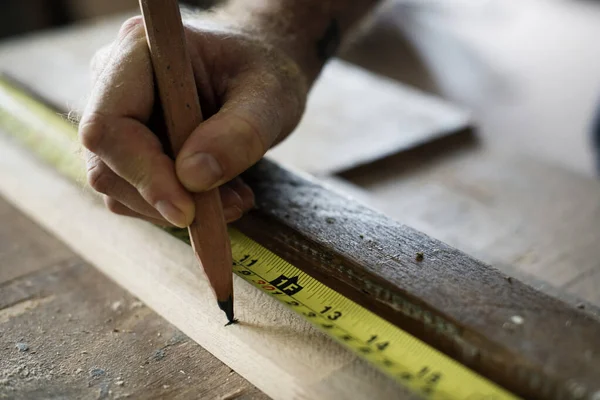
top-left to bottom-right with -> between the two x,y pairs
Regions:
79,14 -> 308,228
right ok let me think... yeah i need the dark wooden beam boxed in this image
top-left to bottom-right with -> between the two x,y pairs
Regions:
236,159 -> 600,400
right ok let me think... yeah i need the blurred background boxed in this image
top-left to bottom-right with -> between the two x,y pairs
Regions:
0,0 -> 216,38
1,0 -> 600,176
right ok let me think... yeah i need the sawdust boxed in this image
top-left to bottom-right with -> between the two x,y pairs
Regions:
220,387 -> 246,400
89,368 -> 105,378
0,296 -> 55,324
129,301 -> 144,310
510,315 -> 524,325
152,349 -> 166,361
15,343 -> 29,352
0,358 -> 56,394
111,301 -> 123,312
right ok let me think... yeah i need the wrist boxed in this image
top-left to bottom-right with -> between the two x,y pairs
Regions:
213,3 -> 342,85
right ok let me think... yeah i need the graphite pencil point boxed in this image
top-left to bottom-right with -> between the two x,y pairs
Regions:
217,295 -> 235,324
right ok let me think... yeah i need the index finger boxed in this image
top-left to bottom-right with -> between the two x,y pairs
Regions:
79,17 -> 195,227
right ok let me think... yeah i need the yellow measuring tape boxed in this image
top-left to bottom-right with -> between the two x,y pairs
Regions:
0,76 -> 519,400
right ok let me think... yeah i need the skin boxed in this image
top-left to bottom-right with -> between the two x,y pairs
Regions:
79,0 -> 379,228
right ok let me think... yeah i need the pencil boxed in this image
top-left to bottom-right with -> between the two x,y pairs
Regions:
138,0 -> 235,324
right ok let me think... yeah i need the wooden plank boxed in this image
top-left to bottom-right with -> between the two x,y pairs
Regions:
0,14 -> 472,174
339,143 -> 600,305
0,135 -> 408,400
235,158 -> 600,399
0,198 -> 267,399
268,59 -> 471,173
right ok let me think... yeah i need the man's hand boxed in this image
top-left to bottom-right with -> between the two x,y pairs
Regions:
79,1 -> 378,228
79,14 -> 308,228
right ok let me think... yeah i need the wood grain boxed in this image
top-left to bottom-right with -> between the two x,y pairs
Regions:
268,59 -> 472,174
139,0 -> 233,308
0,198 -> 73,284
0,198 -> 266,400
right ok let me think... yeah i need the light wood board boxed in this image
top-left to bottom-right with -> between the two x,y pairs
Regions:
0,134 -> 408,400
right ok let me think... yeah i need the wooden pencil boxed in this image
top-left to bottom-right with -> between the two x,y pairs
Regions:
138,0 -> 235,323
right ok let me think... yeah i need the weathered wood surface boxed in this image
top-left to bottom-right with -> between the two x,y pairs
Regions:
339,136 -> 600,307
236,159 -> 600,399
0,13 -> 472,174
0,197 -> 267,400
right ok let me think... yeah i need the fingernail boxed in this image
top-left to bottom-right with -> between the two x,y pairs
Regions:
223,206 -> 243,223
156,200 -> 188,228
179,153 -> 223,191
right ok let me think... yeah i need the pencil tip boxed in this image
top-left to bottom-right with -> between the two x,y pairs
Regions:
217,295 -> 235,324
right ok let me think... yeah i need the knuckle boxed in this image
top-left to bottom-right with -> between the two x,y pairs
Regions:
87,163 -> 114,194
221,185 -> 244,209
79,113 -> 108,153
234,113 -> 268,164
118,16 -> 145,40
134,154 -> 170,205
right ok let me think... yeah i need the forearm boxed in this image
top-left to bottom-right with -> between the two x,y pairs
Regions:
217,0 -> 381,83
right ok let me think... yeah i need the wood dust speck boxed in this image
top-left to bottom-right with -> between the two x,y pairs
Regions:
111,301 -> 123,312
153,349 -> 165,361
15,343 -> 29,352
510,315 -> 524,325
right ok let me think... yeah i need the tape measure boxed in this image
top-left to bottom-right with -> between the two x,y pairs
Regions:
0,76 -> 519,400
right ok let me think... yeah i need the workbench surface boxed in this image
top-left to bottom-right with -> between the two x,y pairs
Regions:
0,198 -> 266,399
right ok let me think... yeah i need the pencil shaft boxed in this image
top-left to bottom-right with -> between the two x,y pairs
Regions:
139,0 -> 234,309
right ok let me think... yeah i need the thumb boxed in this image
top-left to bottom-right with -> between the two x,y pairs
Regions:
175,71 -> 303,192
